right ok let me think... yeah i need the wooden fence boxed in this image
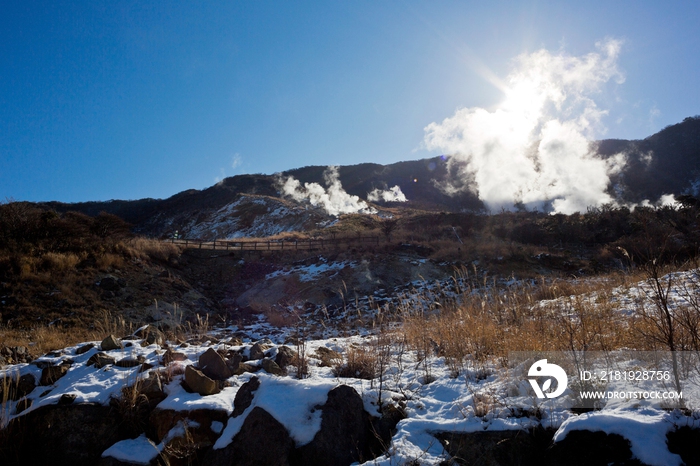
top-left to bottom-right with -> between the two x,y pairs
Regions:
168,235 -> 380,251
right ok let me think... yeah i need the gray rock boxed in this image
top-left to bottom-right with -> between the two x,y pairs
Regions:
275,345 -> 297,368
198,348 -> 233,381
233,376 -> 260,417
1,403 -> 122,465
226,351 -> 242,373
262,358 -> 285,376
115,357 -> 143,368
75,343 -> 95,355
294,385 -> 383,466
163,349 -> 188,364
134,325 -> 164,346
138,372 -> 164,401
39,364 -> 69,386
100,335 -> 121,351
184,364 -> 220,396
249,342 -> 266,360
233,362 -> 260,375
204,407 -> 293,466
87,352 -> 117,368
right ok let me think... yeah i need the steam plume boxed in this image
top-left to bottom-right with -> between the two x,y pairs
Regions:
424,39 -> 627,214
280,167 -> 376,216
367,185 -> 408,203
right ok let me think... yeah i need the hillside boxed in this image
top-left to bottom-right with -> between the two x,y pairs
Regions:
39,117 -> 700,241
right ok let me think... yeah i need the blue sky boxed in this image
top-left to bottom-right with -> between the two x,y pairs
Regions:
1,1 -> 699,203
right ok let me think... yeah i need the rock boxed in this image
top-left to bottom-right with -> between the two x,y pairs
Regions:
249,342 -> 266,360
199,348 -> 233,381
99,275 -> 122,291
314,346 -> 342,367
138,372 -> 165,403
668,426 -> 700,466
1,373 -> 36,401
138,362 -> 155,373
115,357 -> 143,368
436,428 -> 556,466
275,346 -> 297,368
100,335 -> 121,351
233,362 -> 260,375
372,403 -> 407,444
184,364 -> 220,396
293,385 -> 383,466
134,325 -> 164,346
1,403 -> 122,465
58,393 -> 77,405
39,364 -> 69,386
547,430 -> 641,466
204,407 -> 294,466
262,358 -> 285,376
75,343 -> 95,355
226,351 -> 242,373
163,349 -> 188,364
149,407 -> 229,464
87,352 -> 116,368
233,376 -> 260,417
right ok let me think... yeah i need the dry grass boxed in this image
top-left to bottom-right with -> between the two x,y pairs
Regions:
40,252 -> 83,272
333,344 -> 378,380
399,269 -> 646,378
125,237 -> 182,262
0,325 -> 95,357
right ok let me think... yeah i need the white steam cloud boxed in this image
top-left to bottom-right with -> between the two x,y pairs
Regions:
424,39 -> 628,214
280,166 -> 377,216
367,185 -> 408,203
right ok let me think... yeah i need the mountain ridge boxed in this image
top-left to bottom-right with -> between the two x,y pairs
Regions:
38,116 -> 700,238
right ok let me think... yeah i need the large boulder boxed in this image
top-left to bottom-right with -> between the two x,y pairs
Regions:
198,348 -> 232,381
0,403 -> 122,466
149,407 -> 229,465
292,385 -> 383,466
436,428 -> 556,466
204,407 -> 294,466
547,430 -> 642,466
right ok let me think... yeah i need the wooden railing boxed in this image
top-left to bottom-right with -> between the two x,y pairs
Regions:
168,236 -> 380,251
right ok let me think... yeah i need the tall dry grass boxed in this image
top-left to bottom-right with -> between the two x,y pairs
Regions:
398,268 -> 646,378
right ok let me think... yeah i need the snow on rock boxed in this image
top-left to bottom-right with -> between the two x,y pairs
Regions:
554,409 -> 683,466
102,434 -> 160,465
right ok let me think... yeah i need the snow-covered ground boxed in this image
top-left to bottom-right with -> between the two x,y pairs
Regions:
3,270 -> 700,464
